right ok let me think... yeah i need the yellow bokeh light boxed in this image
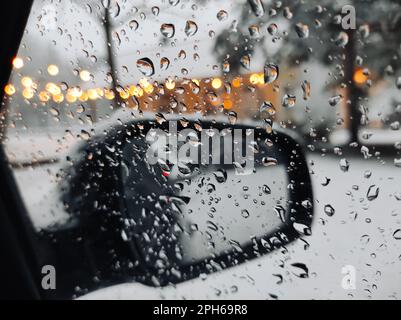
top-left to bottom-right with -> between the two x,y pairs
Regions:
47,64 -> 59,76
211,78 -> 222,89
353,68 -> 368,85
79,92 -> 89,102
45,82 -> 61,95
53,93 -> 64,103
104,89 -> 115,100
119,88 -> 130,99
80,70 -> 91,82
21,77 -> 33,88
68,87 -> 83,98
22,88 -> 35,99
165,78 -> 175,90
144,84 -> 154,94
39,91 -> 50,102
131,85 -> 144,97
12,57 -> 24,69
66,93 -> 77,103
232,77 -> 242,88
249,73 -> 259,85
4,84 -> 16,95
87,88 -> 99,100
139,78 -> 151,89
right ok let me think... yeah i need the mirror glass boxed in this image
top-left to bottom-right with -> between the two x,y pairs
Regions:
121,123 -> 289,269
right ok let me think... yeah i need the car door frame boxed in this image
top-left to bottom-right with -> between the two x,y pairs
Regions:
0,0 -> 42,300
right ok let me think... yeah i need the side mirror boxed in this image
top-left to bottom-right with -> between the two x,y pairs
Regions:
43,119 -> 313,298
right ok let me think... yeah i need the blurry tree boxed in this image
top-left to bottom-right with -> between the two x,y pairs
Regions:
213,0 -> 401,144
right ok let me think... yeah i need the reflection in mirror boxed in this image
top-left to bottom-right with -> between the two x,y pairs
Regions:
121,122 -> 291,271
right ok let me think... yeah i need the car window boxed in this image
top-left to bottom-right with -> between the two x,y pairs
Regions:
2,0 -> 401,299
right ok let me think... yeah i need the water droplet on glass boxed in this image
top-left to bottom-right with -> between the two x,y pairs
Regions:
136,58 -> 155,76
213,169 -> 227,183
339,158 -> 349,172
290,263 -> 309,278
329,94 -> 342,107
282,94 -> 296,108
264,63 -> 279,83
324,204 -> 335,217
283,7 -> 293,19
247,0 -> 265,17
262,184 -> 271,194
302,80 -> 311,100
240,55 -> 251,70
260,101 -> 276,115
160,23 -> 175,38
228,111 -> 237,125
335,31 -> 349,47
367,185 -> 379,201
295,23 -> 309,38
267,23 -> 278,35
185,20 -> 198,37
151,6 -> 159,16
393,229 -> 401,240
129,20 -> 139,30
216,10 -> 228,21
241,209 -> 250,218
160,57 -> 170,70
248,24 -> 260,38
262,157 -> 278,166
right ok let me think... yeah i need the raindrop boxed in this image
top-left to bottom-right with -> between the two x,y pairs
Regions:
160,57 -> 170,70
262,157 -> 278,166
223,61 -> 230,73
240,55 -> 251,70
241,209 -> 250,218
339,158 -> 349,172
260,101 -> 276,115
228,111 -> 237,125
136,58 -> 155,76
295,23 -> 309,38
335,31 -> 349,47
264,63 -> 279,83
282,94 -> 296,108
247,0 -> 265,17
217,10 -> 228,21
267,23 -> 278,36
248,24 -> 260,38
213,169 -> 227,183
321,177 -> 331,186
329,95 -> 342,107
185,20 -> 198,36
155,112 -> 166,124
393,229 -> 401,240
367,185 -> 379,201
160,23 -> 175,38
324,204 -> 335,217
283,7 -> 293,19
207,220 -> 218,231
290,263 -> 309,278
129,20 -> 139,30
302,80 -> 311,100
151,6 -> 159,16
262,184 -> 271,194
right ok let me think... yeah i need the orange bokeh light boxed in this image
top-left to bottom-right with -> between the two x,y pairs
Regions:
353,68 -> 368,85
